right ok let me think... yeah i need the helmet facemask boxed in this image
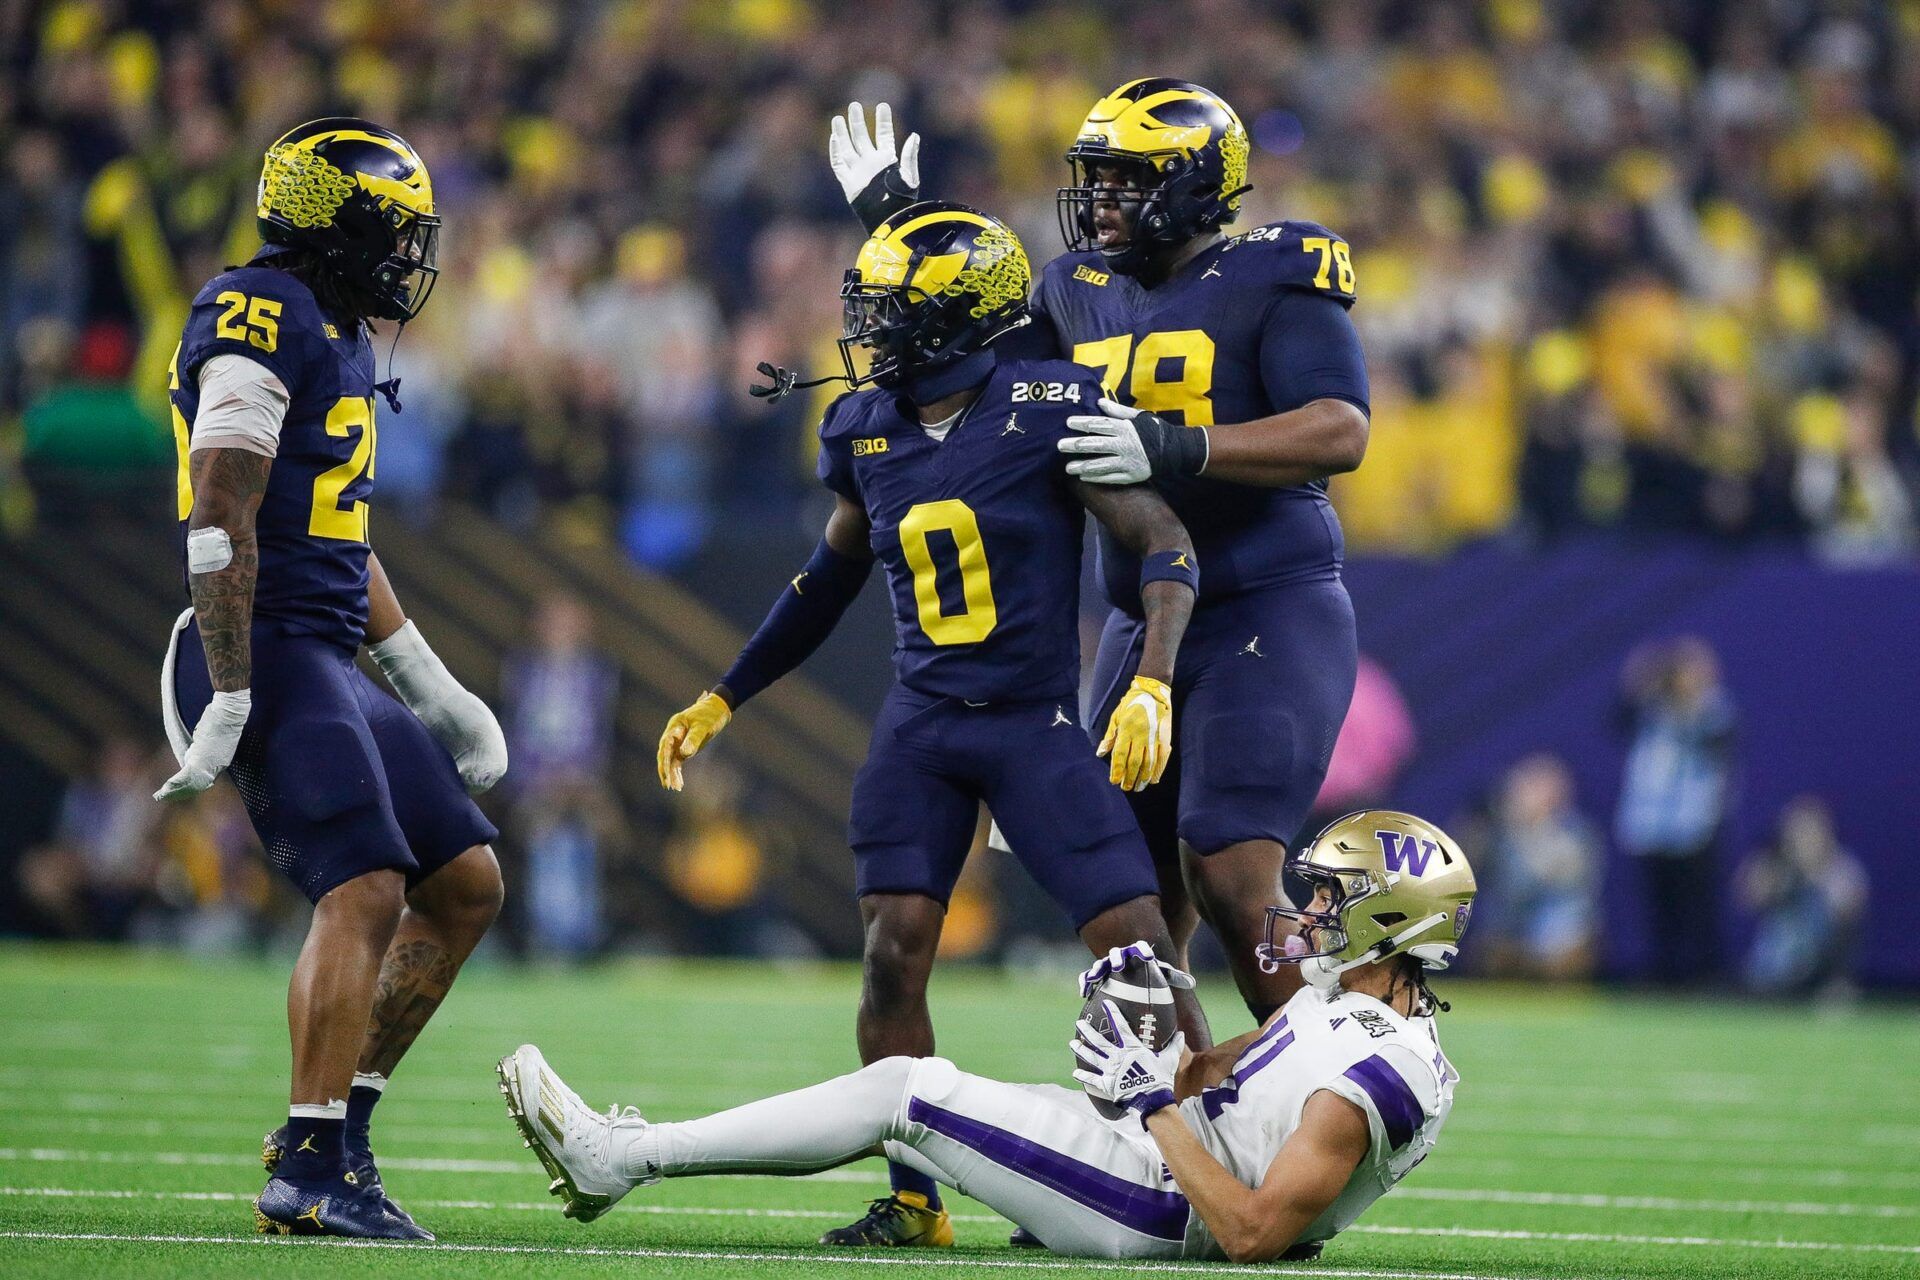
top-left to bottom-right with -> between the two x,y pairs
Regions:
371,205 -> 441,322
1057,150 -> 1190,275
837,274 -> 964,390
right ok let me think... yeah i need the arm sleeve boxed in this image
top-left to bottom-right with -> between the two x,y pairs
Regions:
719,539 -> 873,706
191,354 -> 291,457
1258,290 -> 1370,417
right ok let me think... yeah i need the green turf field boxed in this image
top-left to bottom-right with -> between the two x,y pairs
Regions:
1,946 -> 1915,1279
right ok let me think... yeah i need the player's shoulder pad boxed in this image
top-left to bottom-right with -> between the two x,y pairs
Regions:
995,358 -> 1105,425
816,388 -> 892,442
1224,219 -> 1357,306
181,265 -> 330,383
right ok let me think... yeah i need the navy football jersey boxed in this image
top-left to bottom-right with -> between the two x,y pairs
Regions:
1031,220 -> 1368,612
816,357 -> 1108,702
169,255 -> 379,648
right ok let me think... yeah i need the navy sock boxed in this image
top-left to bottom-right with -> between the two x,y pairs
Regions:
277,1114 -> 347,1181
345,1082 -> 383,1158
889,1161 -> 942,1211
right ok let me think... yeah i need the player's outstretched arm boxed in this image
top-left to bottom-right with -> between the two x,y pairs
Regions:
1073,480 -> 1195,789
364,552 -> 509,793
659,497 -> 874,790
157,445 -> 269,800
1145,1090 -> 1369,1263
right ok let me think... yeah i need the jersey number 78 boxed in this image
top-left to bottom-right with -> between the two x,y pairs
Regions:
1072,330 -> 1217,426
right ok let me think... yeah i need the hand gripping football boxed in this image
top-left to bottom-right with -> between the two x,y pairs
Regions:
1078,951 -> 1176,1119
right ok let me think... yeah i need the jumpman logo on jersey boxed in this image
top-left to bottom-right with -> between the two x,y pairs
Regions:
1001,413 -> 1024,436
791,571 -> 808,594
1051,705 -> 1073,727
1201,262 -> 1223,280
1241,636 -> 1265,658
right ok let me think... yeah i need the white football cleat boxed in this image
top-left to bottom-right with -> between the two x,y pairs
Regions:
497,1044 -> 656,1222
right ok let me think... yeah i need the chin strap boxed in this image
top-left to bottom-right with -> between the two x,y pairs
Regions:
750,361 -> 851,404
374,322 -> 406,413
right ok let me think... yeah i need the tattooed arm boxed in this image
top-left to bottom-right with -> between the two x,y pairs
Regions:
1070,479 -> 1195,684
156,446 -> 270,800
186,447 -> 271,691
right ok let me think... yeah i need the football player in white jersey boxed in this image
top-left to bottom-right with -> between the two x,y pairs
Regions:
496,811 -> 1474,1263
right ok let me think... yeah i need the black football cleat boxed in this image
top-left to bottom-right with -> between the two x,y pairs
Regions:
264,1124 -> 425,1231
1009,1225 -> 1046,1248
253,1170 -> 433,1239
818,1193 -> 954,1247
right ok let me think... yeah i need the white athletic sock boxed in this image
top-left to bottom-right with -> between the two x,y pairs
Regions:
352,1071 -> 388,1093
288,1098 -> 348,1120
629,1057 -> 915,1181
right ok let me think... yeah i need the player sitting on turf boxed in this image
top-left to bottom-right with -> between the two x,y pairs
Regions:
157,118 -> 507,1240
655,202 -> 1211,1247
829,88 -> 1370,1062
499,811 -> 1473,1263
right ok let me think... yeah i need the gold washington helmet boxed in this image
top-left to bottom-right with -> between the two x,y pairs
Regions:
1057,77 -> 1251,274
1260,811 -> 1478,988
838,201 -> 1032,390
257,117 -> 440,320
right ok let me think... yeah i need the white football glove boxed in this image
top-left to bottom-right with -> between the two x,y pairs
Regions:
1060,397 -> 1211,484
1072,1001 -> 1185,1122
1078,941 -> 1197,1001
828,102 -> 920,205
371,620 -> 508,793
155,688 -> 250,801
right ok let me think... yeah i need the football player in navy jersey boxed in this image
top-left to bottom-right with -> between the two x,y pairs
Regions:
158,119 -> 507,1239
658,203 -> 1211,1248
831,85 -> 1369,1041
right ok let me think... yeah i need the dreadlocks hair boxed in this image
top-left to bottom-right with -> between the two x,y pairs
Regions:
231,248 -> 369,328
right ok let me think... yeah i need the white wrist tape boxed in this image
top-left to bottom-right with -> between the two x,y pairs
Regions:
370,620 -> 457,708
186,527 -> 234,574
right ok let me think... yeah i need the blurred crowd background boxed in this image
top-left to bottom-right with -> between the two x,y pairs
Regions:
3,0 -> 1916,994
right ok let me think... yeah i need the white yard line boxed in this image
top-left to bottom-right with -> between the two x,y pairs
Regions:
1346,1224 -> 1920,1257
0,1229 -> 1550,1278
8,1182 -> 1920,1234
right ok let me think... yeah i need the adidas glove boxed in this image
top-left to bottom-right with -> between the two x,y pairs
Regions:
1072,1000 -> 1185,1123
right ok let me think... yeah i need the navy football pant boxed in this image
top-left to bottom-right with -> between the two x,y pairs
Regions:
848,684 -> 1160,928
1089,577 -> 1358,857
168,617 -> 497,903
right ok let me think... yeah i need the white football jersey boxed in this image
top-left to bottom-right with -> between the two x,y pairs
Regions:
1178,983 -> 1456,1256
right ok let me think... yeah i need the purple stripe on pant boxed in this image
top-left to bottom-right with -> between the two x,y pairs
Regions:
906,1098 -> 1190,1241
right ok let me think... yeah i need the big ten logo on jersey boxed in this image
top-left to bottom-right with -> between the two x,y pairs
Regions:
1073,264 -> 1110,286
1012,381 -> 1083,405
852,437 -> 890,457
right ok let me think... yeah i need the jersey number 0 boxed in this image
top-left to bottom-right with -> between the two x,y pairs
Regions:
899,500 -> 997,645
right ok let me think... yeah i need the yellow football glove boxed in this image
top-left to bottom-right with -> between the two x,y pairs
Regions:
657,691 -> 733,791
1097,676 -> 1173,792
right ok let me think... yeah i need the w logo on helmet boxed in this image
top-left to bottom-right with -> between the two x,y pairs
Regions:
1377,830 -> 1440,877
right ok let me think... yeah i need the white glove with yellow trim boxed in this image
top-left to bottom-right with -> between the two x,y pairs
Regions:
657,691 -> 732,791
1097,676 -> 1173,792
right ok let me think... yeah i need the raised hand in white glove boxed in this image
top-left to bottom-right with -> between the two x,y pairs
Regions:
370,620 -> 508,793
155,689 -> 250,801
1072,1001 -> 1185,1123
828,102 -> 921,231
1078,940 -> 1198,1000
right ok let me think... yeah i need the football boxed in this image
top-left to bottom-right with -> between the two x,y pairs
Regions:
1078,951 -> 1177,1119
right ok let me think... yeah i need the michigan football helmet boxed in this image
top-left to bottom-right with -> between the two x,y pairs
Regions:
1260,811 -> 1477,990
257,118 -> 440,321
837,201 -> 1032,391
1057,78 -> 1251,275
